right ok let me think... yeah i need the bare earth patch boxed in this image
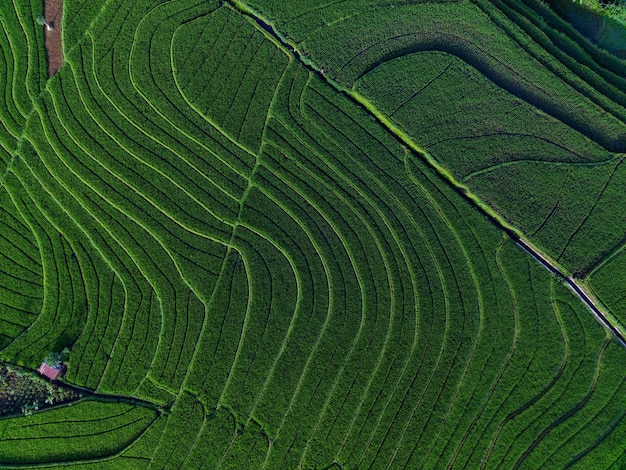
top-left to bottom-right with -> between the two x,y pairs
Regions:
45,0 -> 63,76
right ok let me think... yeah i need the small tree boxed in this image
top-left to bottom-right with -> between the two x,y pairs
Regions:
43,348 -> 69,368
36,15 -> 52,31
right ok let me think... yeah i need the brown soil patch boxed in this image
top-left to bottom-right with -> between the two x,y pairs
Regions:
44,0 -> 63,76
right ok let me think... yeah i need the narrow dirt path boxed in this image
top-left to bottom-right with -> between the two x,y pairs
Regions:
45,0 -> 63,76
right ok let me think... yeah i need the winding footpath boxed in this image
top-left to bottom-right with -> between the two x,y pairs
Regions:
227,0 -> 626,348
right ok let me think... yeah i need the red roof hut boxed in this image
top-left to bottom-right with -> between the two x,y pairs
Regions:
38,363 -> 61,381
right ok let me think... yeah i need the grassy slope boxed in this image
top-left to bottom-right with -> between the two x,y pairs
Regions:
0,0 -> 625,468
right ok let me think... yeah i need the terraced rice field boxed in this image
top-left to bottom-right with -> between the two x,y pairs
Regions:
0,0 -> 625,467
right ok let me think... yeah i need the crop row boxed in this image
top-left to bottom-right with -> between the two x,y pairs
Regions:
266,89 -> 438,468
139,406 -> 239,468
0,0 -> 46,143
355,51 -> 611,179
202,61 -> 490,466
239,176 -> 361,435
1,2 -> 626,468
232,46 -> 626,468
0,0 -> 266,405
19,103 -> 209,399
1,148 -> 120,380
20,99 -> 177,395
188,0 -> 626,284
319,71 -> 624,468
588,249 -> 626,328
268,64 -> 468,464
124,1 -> 257,185
77,3 -> 254,216
245,0 -> 626,151
252,0 -> 626,278
0,0 -> 236,400
67,261 -> 124,390
472,0 -> 626,131
148,392 -> 206,469
510,0 -> 626,82
172,7 -> 289,153
0,22 -> 21,158
0,161 -> 89,366
184,249 -> 249,407
0,183 -> 42,330
467,159 -> 626,276
280,75 -> 492,468
353,48 -> 626,275
243,0 -> 382,40
62,0 -> 106,51
219,222 -> 301,426
258,84 -> 419,454
60,47 -> 238,239
30,56 -> 243,396
13,149 -> 158,396
0,400 -> 159,464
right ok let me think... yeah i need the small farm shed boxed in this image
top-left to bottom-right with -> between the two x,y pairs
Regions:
38,363 -> 61,381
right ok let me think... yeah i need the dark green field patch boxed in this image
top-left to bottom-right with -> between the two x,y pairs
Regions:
173,6 -> 289,153
0,400 -> 159,464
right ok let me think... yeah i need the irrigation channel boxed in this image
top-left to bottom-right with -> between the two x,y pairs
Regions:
226,0 -> 626,348
57,381 -> 167,413
516,239 -> 626,347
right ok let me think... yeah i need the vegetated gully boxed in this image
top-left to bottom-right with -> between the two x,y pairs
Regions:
226,0 -> 626,348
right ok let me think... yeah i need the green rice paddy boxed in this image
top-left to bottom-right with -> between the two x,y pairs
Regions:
0,0 -> 625,467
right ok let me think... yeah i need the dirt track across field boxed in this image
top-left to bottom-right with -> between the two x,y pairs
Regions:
45,0 -> 63,76
516,238 -> 626,347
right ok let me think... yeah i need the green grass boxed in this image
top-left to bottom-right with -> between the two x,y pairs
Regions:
0,0 -> 625,467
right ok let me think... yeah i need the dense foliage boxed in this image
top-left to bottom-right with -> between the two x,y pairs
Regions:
0,0 -> 624,467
